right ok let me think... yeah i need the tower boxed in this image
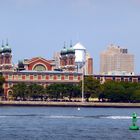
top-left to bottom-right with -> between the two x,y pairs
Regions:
0,40 -> 13,71
72,42 -> 86,72
60,42 -> 75,71
0,41 -> 4,69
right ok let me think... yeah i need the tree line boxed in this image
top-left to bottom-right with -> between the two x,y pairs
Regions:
1,75 -> 140,102
10,83 -> 81,101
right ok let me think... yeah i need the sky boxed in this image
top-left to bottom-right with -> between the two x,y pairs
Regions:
0,0 -> 140,74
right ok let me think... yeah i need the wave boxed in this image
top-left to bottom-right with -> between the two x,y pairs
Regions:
47,115 -> 84,119
102,116 -> 140,119
0,114 -> 84,119
0,114 -> 139,120
0,114 -> 43,117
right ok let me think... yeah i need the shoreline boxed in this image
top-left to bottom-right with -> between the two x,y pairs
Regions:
1,101 -> 140,108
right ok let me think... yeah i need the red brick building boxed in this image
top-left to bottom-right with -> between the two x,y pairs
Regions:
0,42 -> 82,98
23,57 -> 55,71
3,71 -> 82,98
60,44 -> 75,71
94,74 -> 140,83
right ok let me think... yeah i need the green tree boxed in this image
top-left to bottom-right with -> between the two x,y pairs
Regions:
27,84 -> 45,100
12,83 -> 27,100
11,83 -> 45,101
103,81 -> 127,102
131,89 -> 140,102
46,83 -> 81,101
79,76 -> 101,101
46,84 -> 61,100
65,84 -> 81,101
0,75 -> 5,96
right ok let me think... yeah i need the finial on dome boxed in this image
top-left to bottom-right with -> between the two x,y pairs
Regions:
70,40 -> 72,48
2,40 -> 4,47
6,38 -> 8,46
63,41 -> 66,49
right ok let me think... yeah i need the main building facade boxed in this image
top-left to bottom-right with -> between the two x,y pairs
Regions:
0,42 -> 82,99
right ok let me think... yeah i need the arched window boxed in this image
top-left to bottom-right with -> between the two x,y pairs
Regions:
5,57 -> 10,64
33,64 -> 47,71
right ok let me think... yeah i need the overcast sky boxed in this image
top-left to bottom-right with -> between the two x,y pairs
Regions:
0,0 -> 140,74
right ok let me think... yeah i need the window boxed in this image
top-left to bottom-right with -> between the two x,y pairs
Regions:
18,74 -> 22,80
9,83 -> 13,87
65,75 -> 69,80
8,74 -> 12,80
69,57 -> 73,65
49,75 -> 53,80
26,75 -> 30,80
34,75 -> 37,80
57,75 -> 61,80
74,75 -> 78,80
5,57 -> 10,64
64,58 -> 67,65
42,75 -> 46,80
13,75 -> 16,79
129,77 -> 132,82
33,64 -> 46,71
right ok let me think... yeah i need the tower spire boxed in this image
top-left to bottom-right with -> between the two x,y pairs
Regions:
70,40 -> 72,48
63,41 -> 66,49
2,40 -> 4,47
6,38 -> 8,46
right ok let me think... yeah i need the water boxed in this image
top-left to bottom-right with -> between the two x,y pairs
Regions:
0,106 -> 140,140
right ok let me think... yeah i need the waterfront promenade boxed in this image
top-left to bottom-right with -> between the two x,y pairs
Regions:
1,101 -> 140,108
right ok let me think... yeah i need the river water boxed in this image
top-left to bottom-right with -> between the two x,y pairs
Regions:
0,106 -> 140,140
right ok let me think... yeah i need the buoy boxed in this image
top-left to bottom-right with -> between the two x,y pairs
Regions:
77,107 -> 80,111
129,112 -> 139,130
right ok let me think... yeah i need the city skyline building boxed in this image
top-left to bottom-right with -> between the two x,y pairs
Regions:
0,40 -> 139,99
85,52 -> 93,75
100,44 -> 134,75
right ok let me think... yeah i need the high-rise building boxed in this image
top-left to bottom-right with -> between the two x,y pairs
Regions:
85,52 -> 93,75
100,44 -> 134,75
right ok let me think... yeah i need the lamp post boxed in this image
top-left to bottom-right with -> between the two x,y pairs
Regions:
82,66 -> 84,102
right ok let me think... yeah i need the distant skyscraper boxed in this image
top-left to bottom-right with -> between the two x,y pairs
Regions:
85,52 -> 93,75
100,44 -> 134,75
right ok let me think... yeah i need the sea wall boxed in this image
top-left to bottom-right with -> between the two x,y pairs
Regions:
0,101 -> 140,108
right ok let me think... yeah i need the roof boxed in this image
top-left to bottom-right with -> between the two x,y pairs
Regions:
23,57 -> 55,65
2,70 -> 82,75
72,42 -> 86,50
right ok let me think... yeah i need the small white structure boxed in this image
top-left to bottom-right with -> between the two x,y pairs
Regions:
72,42 -> 86,71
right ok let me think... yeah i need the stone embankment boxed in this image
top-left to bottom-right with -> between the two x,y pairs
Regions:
0,101 -> 140,108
